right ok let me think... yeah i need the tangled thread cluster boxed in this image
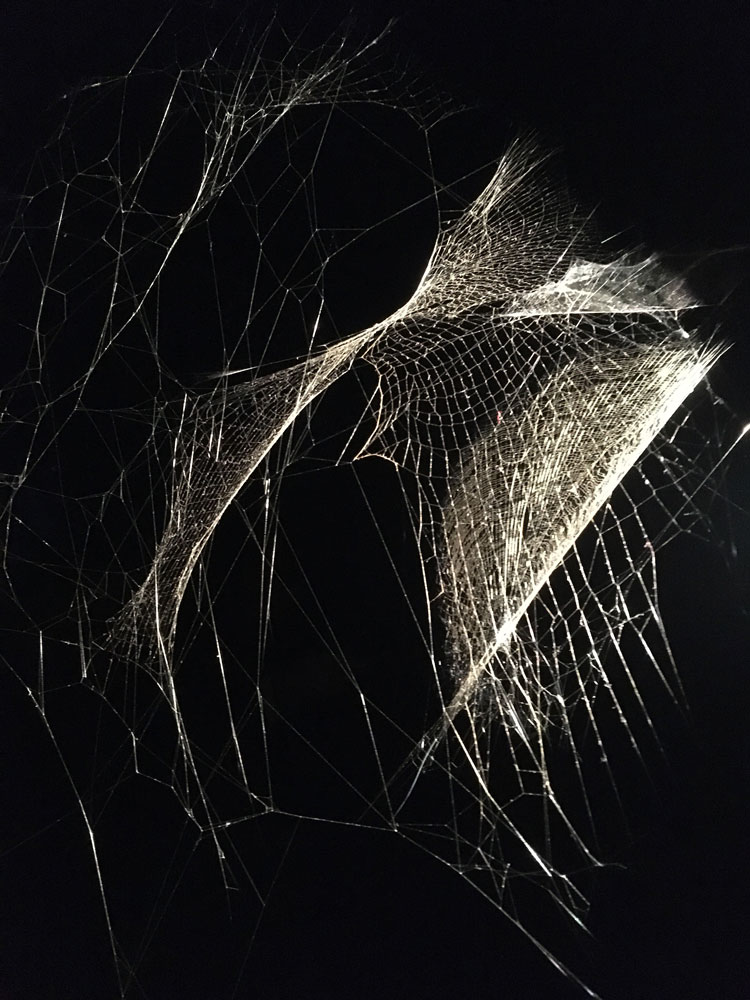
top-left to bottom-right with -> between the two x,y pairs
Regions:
0,28 -> 724,996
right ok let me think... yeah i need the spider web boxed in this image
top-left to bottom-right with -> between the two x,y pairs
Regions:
0,23 -> 735,998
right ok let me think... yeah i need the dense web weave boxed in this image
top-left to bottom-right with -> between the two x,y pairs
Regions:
0,26 -> 727,997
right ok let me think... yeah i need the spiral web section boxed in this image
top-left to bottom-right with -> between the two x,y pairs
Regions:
0,27 -> 726,997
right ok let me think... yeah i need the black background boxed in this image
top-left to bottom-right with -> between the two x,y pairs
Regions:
1,2 -> 750,999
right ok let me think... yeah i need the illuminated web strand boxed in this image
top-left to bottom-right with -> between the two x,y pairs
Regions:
440,338 -> 721,734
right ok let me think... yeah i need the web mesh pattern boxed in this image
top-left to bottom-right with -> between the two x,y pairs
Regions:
0,27 -> 730,997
